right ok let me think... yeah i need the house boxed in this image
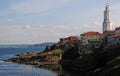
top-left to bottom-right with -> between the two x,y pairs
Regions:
58,36 -> 79,46
105,26 -> 120,46
78,31 -> 104,55
80,31 -> 103,45
103,27 -> 120,37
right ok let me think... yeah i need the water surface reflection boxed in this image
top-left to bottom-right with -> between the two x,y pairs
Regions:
0,61 -> 57,76
36,64 -> 96,76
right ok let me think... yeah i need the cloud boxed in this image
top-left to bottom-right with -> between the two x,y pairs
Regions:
23,25 -> 32,29
83,22 -> 102,32
0,21 -> 102,44
9,0 -> 77,14
0,24 -> 83,44
8,18 -> 16,22
93,22 -> 101,26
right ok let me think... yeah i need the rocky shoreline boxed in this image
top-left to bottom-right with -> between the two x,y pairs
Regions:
4,44 -> 120,76
4,51 -> 62,66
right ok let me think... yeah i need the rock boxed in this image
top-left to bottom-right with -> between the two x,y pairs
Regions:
4,49 -> 62,66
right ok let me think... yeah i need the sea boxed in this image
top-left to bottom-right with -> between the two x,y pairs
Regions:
0,46 -> 58,76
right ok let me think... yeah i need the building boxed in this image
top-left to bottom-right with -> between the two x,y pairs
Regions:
114,27 -> 120,34
103,30 -> 114,36
103,4 -> 111,33
58,36 -> 78,46
104,27 -> 120,36
80,31 -> 103,45
105,27 -> 120,46
78,31 -> 104,55
107,34 -> 120,46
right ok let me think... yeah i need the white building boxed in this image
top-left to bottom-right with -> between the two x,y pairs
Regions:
103,4 -> 111,33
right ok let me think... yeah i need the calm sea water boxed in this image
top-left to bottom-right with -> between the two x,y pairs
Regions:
0,47 -> 44,59
0,47 -> 57,76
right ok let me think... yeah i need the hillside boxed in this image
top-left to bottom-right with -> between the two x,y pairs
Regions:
0,42 -> 56,48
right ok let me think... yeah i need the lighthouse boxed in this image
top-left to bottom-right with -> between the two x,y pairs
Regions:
103,4 -> 111,33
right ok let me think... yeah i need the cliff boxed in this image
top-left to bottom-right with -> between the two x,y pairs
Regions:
60,44 -> 120,75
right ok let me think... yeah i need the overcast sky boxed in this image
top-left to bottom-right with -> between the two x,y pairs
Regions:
0,0 -> 120,45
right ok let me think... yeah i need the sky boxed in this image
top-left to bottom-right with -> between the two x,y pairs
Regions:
0,0 -> 120,45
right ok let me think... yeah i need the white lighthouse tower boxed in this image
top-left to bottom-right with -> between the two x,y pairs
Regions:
103,4 -> 111,33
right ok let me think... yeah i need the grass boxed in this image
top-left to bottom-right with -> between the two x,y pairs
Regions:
51,49 -> 62,55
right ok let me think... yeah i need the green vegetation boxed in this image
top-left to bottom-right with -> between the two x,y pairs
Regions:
51,56 -> 59,59
51,49 -> 62,55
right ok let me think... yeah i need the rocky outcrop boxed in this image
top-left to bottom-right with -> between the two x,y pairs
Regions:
59,48 -> 102,76
60,44 -> 120,74
98,57 -> 120,76
5,49 -> 62,65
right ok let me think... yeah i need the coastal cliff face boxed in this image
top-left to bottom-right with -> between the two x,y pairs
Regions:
99,47 -> 120,76
60,44 -> 120,76
60,44 -> 97,71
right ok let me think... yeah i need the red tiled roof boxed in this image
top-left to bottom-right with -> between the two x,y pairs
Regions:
83,31 -> 101,35
60,36 -> 78,41
113,34 -> 120,37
